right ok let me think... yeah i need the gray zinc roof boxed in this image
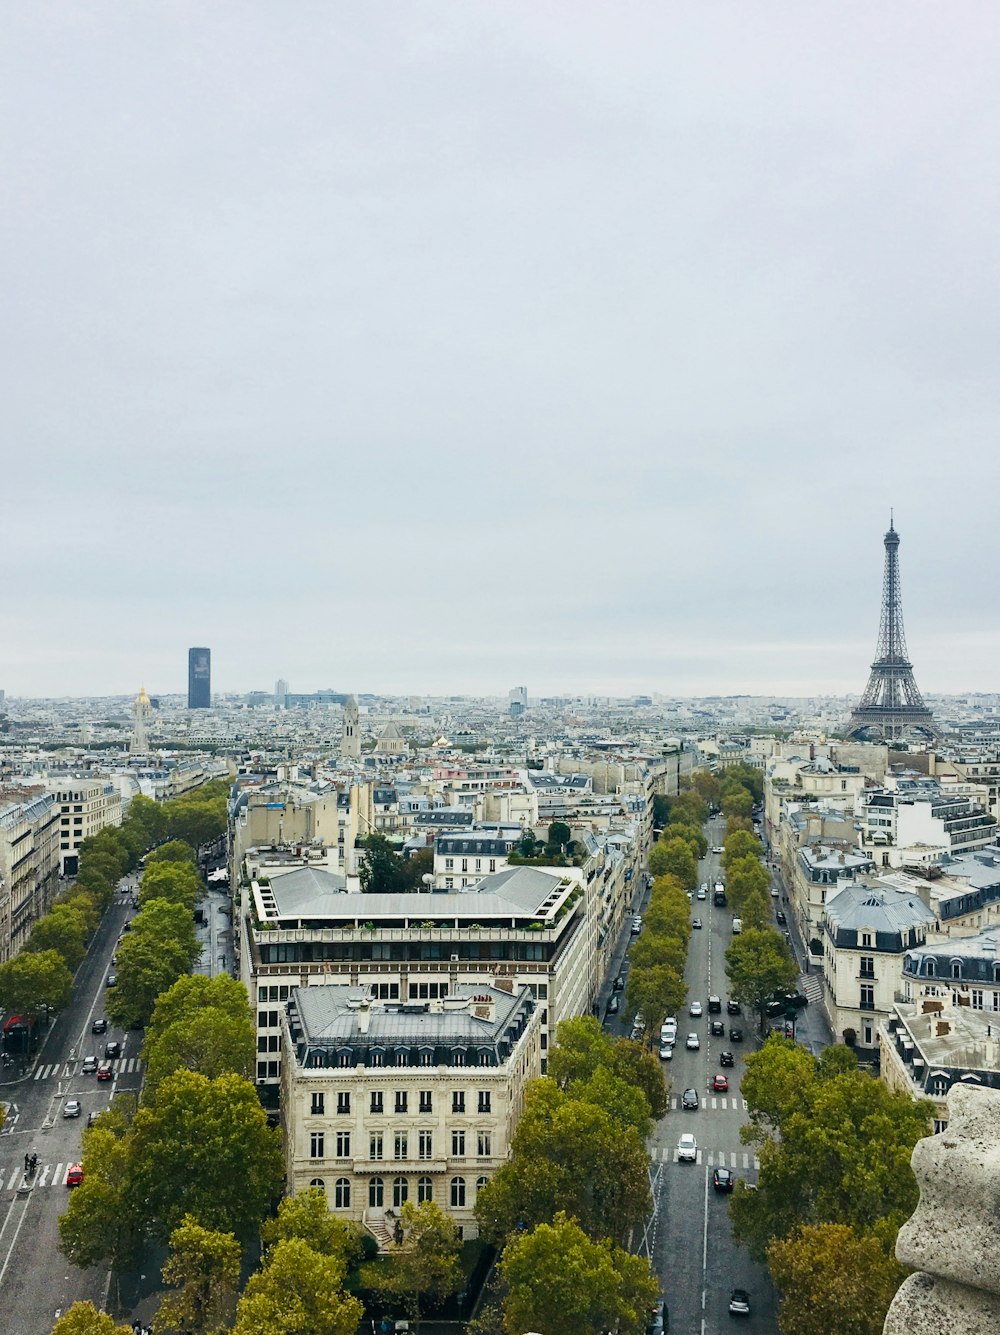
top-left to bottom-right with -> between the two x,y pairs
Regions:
268,866 -> 347,915
293,983 -> 528,1048
825,882 -> 935,936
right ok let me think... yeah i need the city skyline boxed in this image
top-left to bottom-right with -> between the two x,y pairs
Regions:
3,6 -> 999,698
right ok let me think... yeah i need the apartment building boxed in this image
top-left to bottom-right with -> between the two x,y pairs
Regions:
857,779 -> 997,869
431,828 -> 521,890
280,982 -> 541,1241
238,862 -> 591,1101
48,778 -> 122,876
880,999 -> 1000,1132
0,788 -> 60,962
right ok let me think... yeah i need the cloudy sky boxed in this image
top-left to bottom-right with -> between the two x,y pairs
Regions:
3,3 -> 998,700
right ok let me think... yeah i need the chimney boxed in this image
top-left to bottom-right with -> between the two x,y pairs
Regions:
936,1020 -> 950,1037
358,1002 -> 371,1035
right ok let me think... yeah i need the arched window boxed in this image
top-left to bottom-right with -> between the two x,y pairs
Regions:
450,1176 -> 466,1208
417,1176 -> 433,1203
369,1177 -> 384,1208
925,959 -> 936,977
310,1177 -> 325,1189
393,1176 -> 409,1208
334,1178 -> 351,1209
476,1175 -> 489,1196
951,961 -> 962,980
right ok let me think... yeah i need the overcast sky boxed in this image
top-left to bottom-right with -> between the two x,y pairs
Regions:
3,3 -> 998,701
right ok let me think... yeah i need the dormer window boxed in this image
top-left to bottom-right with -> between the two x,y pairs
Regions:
951,961 -> 962,980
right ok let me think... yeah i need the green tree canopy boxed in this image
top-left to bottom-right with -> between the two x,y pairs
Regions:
146,972 -> 252,1041
667,790 -> 708,828
665,821 -> 708,861
625,962 -> 686,1039
0,948 -> 73,1018
739,886 -> 772,932
146,838 -> 198,865
726,855 -> 770,914
158,1214 -> 241,1335
127,1069 -> 284,1242
690,770 -> 722,804
358,833 -> 406,893
650,837 -> 697,893
475,1079 -> 651,1246
143,1007 -> 255,1098
362,1200 -> 462,1332
722,830 -> 763,868
260,1186 -> 365,1267
548,821 -> 572,848
500,1212 -> 659,1335
724,929 -> 798,1031
766,1223 -> 906,1335
231,1237 -> 362,1335
50,1303 -> 134,1335
138,859 -> 201,911
163,793 -> 228,850
722,788 -> 753,820
127,794 -> 169,846
26,904 -> 89,970
59,1123 -> 140,1274
58,889 -> 100,935
106,899 -> 202,1029
548,1018 -> 667,1123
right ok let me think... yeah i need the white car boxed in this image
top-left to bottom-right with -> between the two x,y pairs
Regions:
658,1044 -> 674,1060
697,887 -> 707,900
686,1032 -> 700,1050
63,1099 -> 82,1118
689,1001 -> 703,1018
677,1133 -> 698,1162
712,847 -> 724,855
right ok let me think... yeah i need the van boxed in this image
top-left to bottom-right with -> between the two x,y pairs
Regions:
607,995 -> 620,1015
708,995 -> 722,1014
732,917 -> 742,935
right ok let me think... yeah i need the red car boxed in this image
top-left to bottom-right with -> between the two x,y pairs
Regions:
712,1074 -> 729,1092
97,1061 -> 113,1081
66,1164 -> 84,1188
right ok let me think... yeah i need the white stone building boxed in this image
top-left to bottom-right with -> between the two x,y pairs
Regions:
47,777 -> 122,876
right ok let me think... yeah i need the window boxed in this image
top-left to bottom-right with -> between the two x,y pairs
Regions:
445,877 -> 454,889
951,961 -> 962,980
394,1134 -> 408,1160
336,1131 -> 351,1158
334,1178 -> 350,1209
393,1176 -> 409,1208
369,1051 -> 385,1067
395,1091 -> 408,1114
933,1119 -> 948,1134
394,1050 -> 408,1067
860,956 -> 875,979
452,1130 -> 465,1157
419,1091 -> 432,1113
476,1175 -> 489,1195
861,933 -> 873,948
310,1092 -> 325,1115
310,1177 -> 325,1189
418,1130 -> 433,1160
370,1133 -> 383,1160
369,1177 -> 384,1208
310,1132 -> 324,1159
418,1050 -> 434,1066
925,959 -> 936,977
338,1050 -> 352,1068
478,1050 -> 491,1066
370,1091 -> 384,1114
863,1025 -> 873,1046
452,1091 -> 465,1113
477,1132 -> 491,1157
445,857 -> 453,870
860,984 -> 875,1010
477,1091 -> 491,1114
450,1177 -> 466,1208
417,1176 -> 433,1203
337,1093 -> 351,1115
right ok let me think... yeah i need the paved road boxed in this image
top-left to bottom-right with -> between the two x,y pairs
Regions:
0,880 -> 142,1334
611,817 -> 782,1334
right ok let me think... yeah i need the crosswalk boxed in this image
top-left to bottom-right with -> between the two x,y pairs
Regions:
651,1146 -> 761,1169
2,1161 -> 82,1191
33,1058 -> 141,1080
668,1095 -> 747,1112
799,972 -> 823,1005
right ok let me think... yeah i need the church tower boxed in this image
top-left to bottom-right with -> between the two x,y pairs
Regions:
131,686 -> 151,754
341,695 -> 361,759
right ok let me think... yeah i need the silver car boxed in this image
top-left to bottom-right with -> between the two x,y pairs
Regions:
63,1099 -> 82,1118
81,1056 -> 98,1074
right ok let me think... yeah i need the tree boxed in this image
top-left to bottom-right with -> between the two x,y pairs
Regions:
138,860 -> 201,911
397,846 -> 434,892
739,886 -> 772,932
726,855 -> 770,914
500,1212 -> 658,1335
475,1080 -> 651,1245
650,837 -> 697,893
261,1186 -> 365,1267
146,972 -> 252,1039
146,839 -> 198,865
722,830 -> 763,869
128,794 -> 170,846
548,821 -> 572,849
666,821 -> 708,861
0,949 -> 73,1019
668,790 -> 708,828
143,1007 -> 255,1097
725,929 -> 798,1032
232,1237 -> 362,1335
547,1018 -> 665,1127
106,898 -> 201,1028
628,930 -> 686,976
625,962 -> 686,1039
59,889 -> 99,935
358,833 -> 405,893
158,1215 -> 241,1335
50,1304 -> 133,1335
766,1223 -> 906,1335
127,1069 -> 284,1242
690,770 -> 722,805
722,788 -> 753,820
59,1123 -> 140,1283
608,1038 -> 669,1121
163,795 -> 227,851
731,1037 -> 933,1262
651,794 -> 670,828
363,1200 -> 462,1332
26,904 -> 89,970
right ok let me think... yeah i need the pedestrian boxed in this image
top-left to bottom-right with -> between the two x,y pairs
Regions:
30,1153 -> 37,1174
24,1153 -> 29,1173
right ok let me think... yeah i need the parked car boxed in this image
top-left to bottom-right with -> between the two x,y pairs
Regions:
607,995 -> 620,1015
63,1100 -> 82,1118
613,975 -> 625,992
631,917 -> 642,935
728,1289 -> 751,1317
710,1019 -> 725,1037
775,910 -> 787,925
646,1299 -> 667,1335
727,999 -> 741,1015
81,1056 -> 98,1074
91,1017 -> 108,1034
713,1167 -> 735,1193
712,847 -> 724,854
712,1074 -> 729,1092
719,1050 -> 735,1068
729,1026 -> 744,1043
104,1041 -> 121,1059
686,1033 -> 700,1050
677,1133 -> 697,1162
681,1088 -> 699,1110
97,1062 -> 113,1081
66,1164 -> 84,1188
659,1044 -> 674,1061
105,973 -> 118,988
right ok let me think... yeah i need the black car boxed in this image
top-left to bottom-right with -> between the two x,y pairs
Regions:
647,1299 -> 668,1335
719,1050 -> 735,1068
104,1041 -> 121,1059
713,1167 -> 735,1192
613,976 -> 625,992
775,909 -> 787,925
710,1019 -> 725,1037
91,1018 -> 108,1034
681,1088 -> 699,1111
727,999 -> 741,1015
728,1288 -> 751,1317
729,1026 -> 744,1042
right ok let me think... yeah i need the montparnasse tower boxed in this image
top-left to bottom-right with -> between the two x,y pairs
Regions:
131,686 -> 152,754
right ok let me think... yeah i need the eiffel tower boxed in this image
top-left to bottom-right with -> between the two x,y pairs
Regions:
847,517 -> 938,742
